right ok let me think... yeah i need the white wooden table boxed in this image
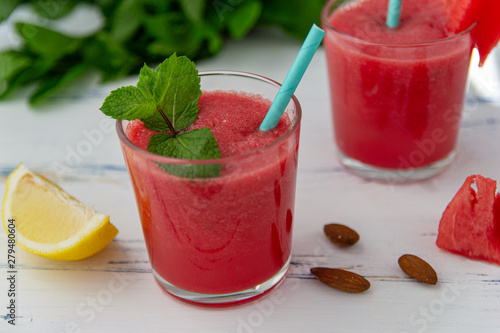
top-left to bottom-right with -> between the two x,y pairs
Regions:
1,27 -> 500,333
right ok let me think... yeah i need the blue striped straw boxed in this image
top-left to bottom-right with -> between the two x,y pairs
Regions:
259,24 -> 325,131
386,0 -> 402,28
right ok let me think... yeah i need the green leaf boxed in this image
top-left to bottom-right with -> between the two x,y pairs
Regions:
148,128 -> 222,178
137,54 -> 201,131
260,0 -> 325,39
100,86 -> 157,120
152,53 -> 201,131
143,12 -> 185,43
141,93 -> 200,132
179,0 -> 205,23
227,1 -> 262,39
32,1 -> 77,20
0,0 -> 324,105
110,0 -> 143,42
82,32 -> 138,82
0,57 -> 55,100
140,0 -> 170,13
0,0 -> 20,23
0,51 -> 31,81
140,116 -> 169,131
202,25 -> 224,55
29,63 -> 88,105
137,63 -> 156,99
143,12 -> 203,58
15,23 -> 82,60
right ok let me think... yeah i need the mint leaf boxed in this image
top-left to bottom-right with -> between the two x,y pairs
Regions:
148,128 -> 222,178
100,53 -> 222,178
32,1 -> 77,20
198,24 -> 224,55
227,1 -> 263,39
2,0 -> 324,104
143,12 -> 204,58
136,64 -> 169,130
137,63 -> 156,99
82,32 -> 138,83
152,53 -> 201,131
148,128 -> 221,160
260,0 -> 325,39
180,0 -> 206,23
0,51 -> 31,81
110,0 -> 143,42
29,63 -> 88,105
0,57 -> 55,101
100,86 -> 157,120
15,23 -> 82,60
140,116 -> 170,132
0,0 -> 19,23
139,53 -> 202,131
100,54 -> 201,129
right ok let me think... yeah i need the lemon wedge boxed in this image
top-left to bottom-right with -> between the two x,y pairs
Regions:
1,163 -> 118,260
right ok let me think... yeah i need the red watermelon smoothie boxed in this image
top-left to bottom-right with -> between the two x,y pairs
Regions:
322,0 -> 474,182
117,71 -> 301,306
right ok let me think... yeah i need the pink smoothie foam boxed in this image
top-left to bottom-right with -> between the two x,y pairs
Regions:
331,0 -> 450,43
126,90 -> 291,157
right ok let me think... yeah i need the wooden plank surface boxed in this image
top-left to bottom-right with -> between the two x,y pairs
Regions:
1,27 -> 500,332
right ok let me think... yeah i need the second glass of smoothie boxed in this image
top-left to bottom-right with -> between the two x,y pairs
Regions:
322,0 -> 474,182
117,71 -> 301,306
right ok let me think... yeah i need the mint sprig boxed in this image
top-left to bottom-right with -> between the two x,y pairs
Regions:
100,53 -> 221,178
148,129 -> 222,178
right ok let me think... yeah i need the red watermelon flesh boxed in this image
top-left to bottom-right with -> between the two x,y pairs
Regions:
445,0 -> 500,66
436,175 -> 500,265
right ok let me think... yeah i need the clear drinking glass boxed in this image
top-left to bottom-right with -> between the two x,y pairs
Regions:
117,71 -> 301,306
322,0 -> 474,182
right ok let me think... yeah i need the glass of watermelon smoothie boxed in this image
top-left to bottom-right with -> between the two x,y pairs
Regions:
322,0 -> 474,182
116,71 -> 301,306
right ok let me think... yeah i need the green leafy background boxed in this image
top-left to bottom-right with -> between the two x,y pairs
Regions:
0,0 -> 325,105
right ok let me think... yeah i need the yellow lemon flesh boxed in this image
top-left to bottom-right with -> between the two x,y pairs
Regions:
2,163 -> 118,260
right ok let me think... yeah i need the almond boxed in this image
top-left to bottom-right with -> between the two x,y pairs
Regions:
398,254 -> 438,285
324,223 -> 360,247
310,267 -> 370,293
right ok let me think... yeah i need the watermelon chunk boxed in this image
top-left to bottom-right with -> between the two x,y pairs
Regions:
436,175 -> 500,265
446,0 -> 500,66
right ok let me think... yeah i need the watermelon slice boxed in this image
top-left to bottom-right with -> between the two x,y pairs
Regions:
436,175 -> 500,265
446,0 -> 500,66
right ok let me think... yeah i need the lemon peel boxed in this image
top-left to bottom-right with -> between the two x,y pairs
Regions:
2,163 -> 118,260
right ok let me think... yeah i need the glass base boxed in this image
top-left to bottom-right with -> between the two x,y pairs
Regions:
337,150 -> 455,183
153,256 -> 291,307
